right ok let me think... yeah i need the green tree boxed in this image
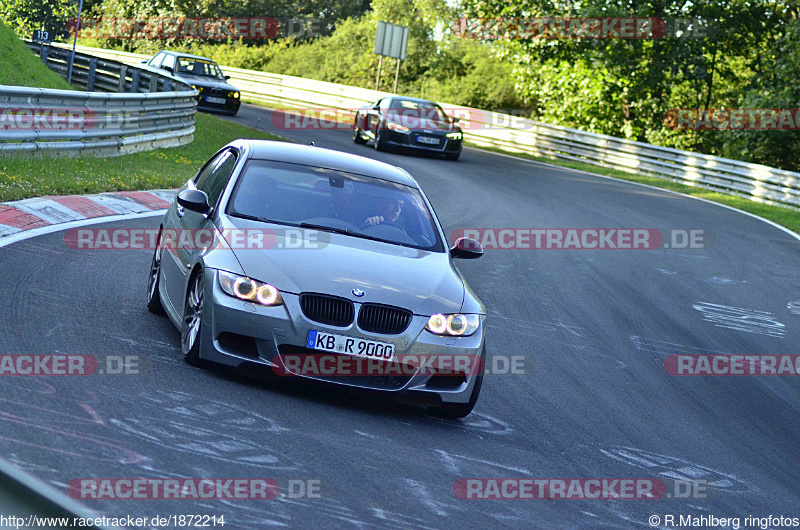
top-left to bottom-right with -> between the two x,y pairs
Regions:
0,0 -> 78,40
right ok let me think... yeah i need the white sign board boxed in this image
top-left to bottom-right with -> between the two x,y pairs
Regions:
374,21 -> 409,61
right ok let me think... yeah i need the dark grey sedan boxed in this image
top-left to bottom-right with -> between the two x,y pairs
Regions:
141,51 -> 241,115
147,140 -> 487,417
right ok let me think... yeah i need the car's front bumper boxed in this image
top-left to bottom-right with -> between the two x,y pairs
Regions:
383,130 -> 463,155
196,269 -> 485,405
196,95 -> 241,115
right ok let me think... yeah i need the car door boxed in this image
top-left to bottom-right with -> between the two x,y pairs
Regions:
163,149 -> 239,309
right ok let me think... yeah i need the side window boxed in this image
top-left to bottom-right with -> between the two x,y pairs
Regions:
161,54 -> 176,71
194,150 -> 238,208
380,98 -> 392,112
149,52 -> 165,67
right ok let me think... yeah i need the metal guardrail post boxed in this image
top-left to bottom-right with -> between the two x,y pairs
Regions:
87,57 -> 97,91
118,65 -> 127,92
130,70 -> 140,93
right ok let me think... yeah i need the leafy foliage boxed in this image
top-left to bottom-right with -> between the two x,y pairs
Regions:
0,0 -> 78,40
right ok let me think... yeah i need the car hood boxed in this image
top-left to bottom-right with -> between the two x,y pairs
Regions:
176,74 -> 237,91
217,217 -> 464,315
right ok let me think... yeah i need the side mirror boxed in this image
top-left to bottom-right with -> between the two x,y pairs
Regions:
163,65 -> 174,73
451,117 -> 460,124
140,60 -> 149,64
450,237 -> 483,259
177,189 -> 211,214
224,75 -> 231,80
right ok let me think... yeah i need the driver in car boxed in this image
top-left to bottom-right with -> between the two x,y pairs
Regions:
363,198 -> 404,227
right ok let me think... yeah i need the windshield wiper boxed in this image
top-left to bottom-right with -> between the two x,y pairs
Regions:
231,212 -> 276,224
299,222 -> 359,237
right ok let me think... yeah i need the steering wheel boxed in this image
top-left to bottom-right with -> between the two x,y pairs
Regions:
360,217 -> 408,234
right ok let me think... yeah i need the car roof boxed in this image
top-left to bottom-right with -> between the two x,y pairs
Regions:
385,96 -> 440,106
159,51 -> 218,63
231,140 -> 418,187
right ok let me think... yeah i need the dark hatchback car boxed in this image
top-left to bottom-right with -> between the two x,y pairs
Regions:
142,51 -> 241,115
353,97 -> 463,160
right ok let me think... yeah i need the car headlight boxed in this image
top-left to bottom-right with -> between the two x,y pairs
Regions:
218,271 -> 283,306
229,91 -> 240,98
426,313 -> 481,336
446,132 -> 462,140
387,122 -> 410,133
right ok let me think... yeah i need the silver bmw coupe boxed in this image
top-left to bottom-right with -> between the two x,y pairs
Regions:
147,140 -> 486,417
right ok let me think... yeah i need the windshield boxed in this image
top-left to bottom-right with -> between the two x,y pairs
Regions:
176,57 -> 224,79
227,160 -> 444,252
389,99 -> 450,124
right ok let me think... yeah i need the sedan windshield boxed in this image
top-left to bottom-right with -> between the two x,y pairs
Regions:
227,160 -> 444,251
390,99 -> 450,124
176,57 -> 224,80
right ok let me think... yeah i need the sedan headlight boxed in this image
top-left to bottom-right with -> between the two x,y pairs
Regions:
446,132 -> 463,140
229,91 -> 240,98
426,313 -> 481,336
387,122 -> 410,133
218,271 -> 283,306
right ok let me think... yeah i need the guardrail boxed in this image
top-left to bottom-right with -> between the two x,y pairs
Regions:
0,43 -> 197,156
68,44 -> 800,208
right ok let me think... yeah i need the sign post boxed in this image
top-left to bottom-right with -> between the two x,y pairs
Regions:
373,21 -> 409,93
67,0 -> 84,84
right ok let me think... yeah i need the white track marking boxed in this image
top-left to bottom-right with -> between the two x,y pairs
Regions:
0,210 -> 165,248
692,302 -> 786,338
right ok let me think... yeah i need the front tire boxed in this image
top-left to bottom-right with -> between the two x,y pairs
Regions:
146,247 -> 165,315
181,270 -> 205,366
374,126 -> 388,152
353,123 -> 367,145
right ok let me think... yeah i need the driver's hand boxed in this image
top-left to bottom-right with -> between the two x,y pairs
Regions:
364,215 -> 384,227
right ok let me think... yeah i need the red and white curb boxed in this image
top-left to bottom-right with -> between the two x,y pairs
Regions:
0,190 -> 176,243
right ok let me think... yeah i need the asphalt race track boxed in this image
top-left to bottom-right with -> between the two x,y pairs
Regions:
1,103 -> 799,528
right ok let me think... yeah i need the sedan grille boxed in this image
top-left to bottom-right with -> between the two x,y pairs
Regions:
210,87 -> 225,97
300,294 -> 354,327
358,304 -> 412,334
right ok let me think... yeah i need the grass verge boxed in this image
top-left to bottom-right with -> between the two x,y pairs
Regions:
0,113 -> 285,202
467,142 -> 800,235
0,22 -> 74,90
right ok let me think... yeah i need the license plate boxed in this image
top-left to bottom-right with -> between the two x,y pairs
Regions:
205,96 -> 226,104
416,136 -> 440,145
306,330 -> 395,362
